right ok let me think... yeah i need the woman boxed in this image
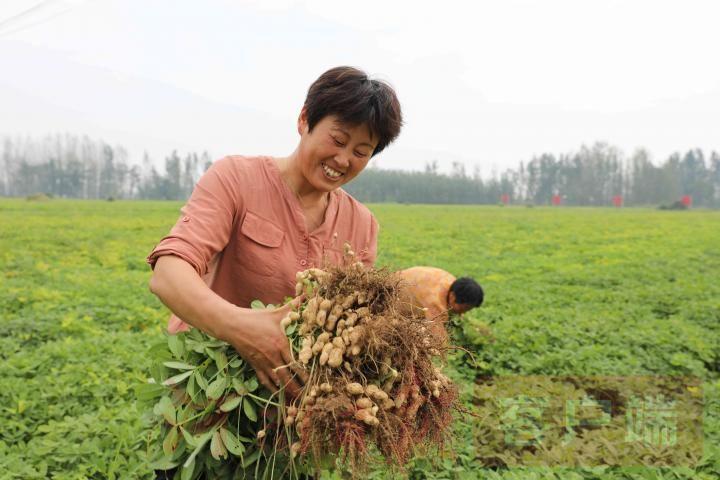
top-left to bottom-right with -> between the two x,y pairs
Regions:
147,66 -> 402,399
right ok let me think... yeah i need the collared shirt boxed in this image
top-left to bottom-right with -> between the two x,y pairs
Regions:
397,266 -> 456,324
147,155 -> 378,333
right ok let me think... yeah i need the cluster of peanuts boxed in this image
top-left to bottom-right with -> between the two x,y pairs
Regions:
281,268 -> 372,370
278,265 -> 452,454
344,382 -> 394,426
288,379 -> 396,433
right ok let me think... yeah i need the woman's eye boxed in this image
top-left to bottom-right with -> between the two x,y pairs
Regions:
332,137 -> 345,147
355,151 -> 369,158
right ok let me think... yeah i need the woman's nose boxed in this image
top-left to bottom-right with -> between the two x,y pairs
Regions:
334,150 -> 351,169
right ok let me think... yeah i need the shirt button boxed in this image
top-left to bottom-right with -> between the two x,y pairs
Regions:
300,259 -> 307,266
303,234 -> 308,240
182,216 -> 190,222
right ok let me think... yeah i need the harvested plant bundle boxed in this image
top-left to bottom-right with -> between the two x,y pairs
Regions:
140,253 -> 458,479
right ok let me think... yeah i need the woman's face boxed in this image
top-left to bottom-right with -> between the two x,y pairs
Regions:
296,111 -> 377,192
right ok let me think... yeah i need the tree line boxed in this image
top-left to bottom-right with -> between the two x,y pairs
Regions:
2,134 -> 719,207
347,143 -> 720,207
0,134 -> 211,201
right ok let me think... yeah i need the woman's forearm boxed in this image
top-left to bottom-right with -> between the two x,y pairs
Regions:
148,255 -> 238,341
148,254 -> 303,396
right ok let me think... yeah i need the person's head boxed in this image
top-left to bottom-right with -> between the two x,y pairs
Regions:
447,277 -> 484,315
295,66 -> 403,191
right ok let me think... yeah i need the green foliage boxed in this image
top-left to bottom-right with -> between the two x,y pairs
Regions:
141,328 -> 310,480
1,199 -> 719,479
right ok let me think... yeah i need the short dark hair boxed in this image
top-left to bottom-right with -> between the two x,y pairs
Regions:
450,277 -> 484,308
303,66 -> 403,157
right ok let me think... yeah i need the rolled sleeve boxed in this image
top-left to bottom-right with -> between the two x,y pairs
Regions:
146,156 -> 243,276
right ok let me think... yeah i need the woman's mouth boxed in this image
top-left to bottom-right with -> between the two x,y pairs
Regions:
321,162 -> 344,181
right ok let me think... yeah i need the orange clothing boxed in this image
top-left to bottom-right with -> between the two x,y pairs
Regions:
147,155 -> 378,333
397,266 -> 456,324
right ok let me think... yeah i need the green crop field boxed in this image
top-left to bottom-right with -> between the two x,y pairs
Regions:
1,198 -> 719,479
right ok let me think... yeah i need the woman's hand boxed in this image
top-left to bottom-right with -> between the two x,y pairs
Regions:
223,298 -> 307,398
149,256 -> 307,398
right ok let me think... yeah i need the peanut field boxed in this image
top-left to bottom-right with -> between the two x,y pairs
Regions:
1,199 -> 719,479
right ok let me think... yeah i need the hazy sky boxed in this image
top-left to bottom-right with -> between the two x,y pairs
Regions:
1,0 -> 719,173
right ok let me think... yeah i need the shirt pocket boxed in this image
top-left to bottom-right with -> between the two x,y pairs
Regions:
237,211 -> 285,276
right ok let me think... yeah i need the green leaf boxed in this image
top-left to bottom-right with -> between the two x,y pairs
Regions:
232,378 -> 248,395
149,454 -> 180,470
147,340 -> 174,361
214,350 -> 228,371
246,377 -> 259,393
163,361 -> 196,370
242,397 -> 257,422
135,383 -> 165,402
206,376 -> 228,400
163,370 -> 193,386
242,448 -> 261,468
158,396 -> 176,425
167,334 -> 186,359
210,430 -> 228,460
219,428 -> 245,456
183,429 -> 214,469
204,347 -> 217,362
186,374 -> 196,399
170,439 -> 187,460
250,299 -> 266,309
220,394 -> 242,412
285,323 -> 297,335
228,357 -> 243,368
194,371 -> 208,391
180,427 -> 197,448
177,405 -> 193,423
188,340 -> 206,354
188,328 -> 204,342
180,456 -> 195,480
162,426 -> 179,455
150,361 -> 164,384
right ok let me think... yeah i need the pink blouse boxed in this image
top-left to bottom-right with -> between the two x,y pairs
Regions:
147,155 -> 379,333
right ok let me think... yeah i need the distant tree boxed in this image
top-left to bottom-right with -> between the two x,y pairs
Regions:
424,160 -> 439,175
628,148 -> 658,205
679,149 -> 712,205
99,144 -> 115,198
451,161 -> 466,179
710,151 -> 720,207
164,150 -> 182,200
659,153 -> 683,204
182,152 -> 199,198
128,165 -> 141,199
201,151 -> 212,172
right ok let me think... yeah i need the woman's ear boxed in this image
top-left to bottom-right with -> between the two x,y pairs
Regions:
447,291 -> 457,309
297,107 -> 308,136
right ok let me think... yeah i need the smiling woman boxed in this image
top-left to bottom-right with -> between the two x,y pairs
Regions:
146,66 -> 402,400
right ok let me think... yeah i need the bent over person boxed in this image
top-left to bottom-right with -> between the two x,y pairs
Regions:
398,266 -> 484,339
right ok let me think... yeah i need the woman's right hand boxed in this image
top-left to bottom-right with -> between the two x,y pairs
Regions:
223,299 -> 306,398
